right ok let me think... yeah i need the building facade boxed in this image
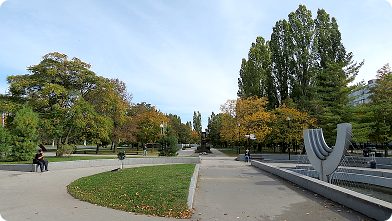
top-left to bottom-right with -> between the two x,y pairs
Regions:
348,79 -> 377,106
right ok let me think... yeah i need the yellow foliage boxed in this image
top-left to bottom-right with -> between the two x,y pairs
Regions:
220,96 -> 274,143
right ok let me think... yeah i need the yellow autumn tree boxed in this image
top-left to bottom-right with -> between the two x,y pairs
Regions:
220,99 -> 239,144
220,96 -> 274,144
237,96 -> 274,143
270,102 -> 316,153
136,106 -> 169,144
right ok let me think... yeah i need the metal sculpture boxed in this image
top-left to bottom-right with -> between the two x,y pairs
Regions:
303,123 -> 352,182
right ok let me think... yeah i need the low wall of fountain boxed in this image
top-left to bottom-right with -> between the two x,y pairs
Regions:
252,160 -> 392,221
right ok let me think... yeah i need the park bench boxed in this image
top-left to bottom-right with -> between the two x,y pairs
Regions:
73,149 -> 98,154
126,151 -> 139,155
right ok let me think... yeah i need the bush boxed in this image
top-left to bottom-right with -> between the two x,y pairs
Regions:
158,127 -> 179,156
8,105 -> 40,161
56,144 -> 76,157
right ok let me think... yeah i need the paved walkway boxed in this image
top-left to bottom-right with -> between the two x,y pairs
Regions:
0,148 -> 373,221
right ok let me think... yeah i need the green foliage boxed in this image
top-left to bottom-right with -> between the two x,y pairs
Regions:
0,126 -> 11,158
239,4 -> 362,118
67,164 -> 195,218
237,37 -> 272,101
367,64 -> 392,145
167,114 -> 193,143
5,52 -> 118,153
158,127 -> 179,156
55,144 -> 76,157
207,112 -> 223,146
192,111 -> 202,137
8,105 -> 40,161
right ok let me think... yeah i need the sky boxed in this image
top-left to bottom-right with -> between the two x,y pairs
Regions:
0,0 -> 391,130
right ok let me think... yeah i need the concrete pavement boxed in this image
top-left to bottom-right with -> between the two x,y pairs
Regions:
0,148 -> 373,221
190,156 -> 372,221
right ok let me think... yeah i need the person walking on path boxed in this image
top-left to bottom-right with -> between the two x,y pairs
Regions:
34,149 -> 49,172
143,143 -> 147,156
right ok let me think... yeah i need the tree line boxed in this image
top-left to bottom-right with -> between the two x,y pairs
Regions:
207,5 -> 391,155
0,52 -> 200,161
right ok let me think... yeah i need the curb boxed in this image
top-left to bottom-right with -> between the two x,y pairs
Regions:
187,163 -> 200,209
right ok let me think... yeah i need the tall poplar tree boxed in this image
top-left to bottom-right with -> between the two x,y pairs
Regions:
238,37 -> 272,103
270,19 -> 293,106
287,5 -> 316,109
192,111 -> 202,137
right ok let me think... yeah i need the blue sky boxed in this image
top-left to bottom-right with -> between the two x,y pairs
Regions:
0,0 -> 391,130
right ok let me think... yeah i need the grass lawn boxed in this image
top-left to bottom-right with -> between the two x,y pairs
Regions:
67,164 -> 195,218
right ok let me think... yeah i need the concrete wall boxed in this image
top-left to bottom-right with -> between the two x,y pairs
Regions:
237,154 -> 392,169
252,160 -> 392,221
0,157 -> 201,172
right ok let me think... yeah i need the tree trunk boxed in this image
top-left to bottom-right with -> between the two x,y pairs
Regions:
56,137 -> 62,157
113,142 -> 117,153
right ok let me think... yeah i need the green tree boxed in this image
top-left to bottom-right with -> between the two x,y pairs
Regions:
136,106 -> 169,145
84,78 -> 132,152
193,111 -> 202,137
237,37 -> 272,100
8,105 -> 40,161
368,64 -> 392,156
311,8 -> 363,143
158,127 -> 179,156
270,19 -> 293,106
207,112 -> 223,147
0,126 -> 11,159
6,52 -> 112,155
288,5 -> 317,109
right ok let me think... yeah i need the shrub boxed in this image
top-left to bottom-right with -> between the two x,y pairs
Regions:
158,127 -> 179,156
8,105 -> 40,161
56,144 -> 76,157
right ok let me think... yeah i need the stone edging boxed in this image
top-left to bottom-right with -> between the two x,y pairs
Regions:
252,160 -> 392,221
188,163 -> 200,209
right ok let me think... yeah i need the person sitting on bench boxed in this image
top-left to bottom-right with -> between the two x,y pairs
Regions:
34,149 -> 49,172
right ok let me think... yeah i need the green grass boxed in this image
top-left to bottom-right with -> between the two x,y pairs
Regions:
67,164 -> 195,218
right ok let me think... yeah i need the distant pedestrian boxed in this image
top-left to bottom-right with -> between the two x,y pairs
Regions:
34,149 -> 49,172
245,149 -> 250,162
143,143 -> 147,156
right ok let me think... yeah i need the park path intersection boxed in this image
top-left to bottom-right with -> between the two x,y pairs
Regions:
0,148 -> 372,221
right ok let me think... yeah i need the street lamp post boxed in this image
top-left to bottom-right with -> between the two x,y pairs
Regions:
238,121 -> 241,154
287,116 -> 291,160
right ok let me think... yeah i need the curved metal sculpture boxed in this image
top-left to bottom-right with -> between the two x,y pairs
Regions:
303,123 -> 352,182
